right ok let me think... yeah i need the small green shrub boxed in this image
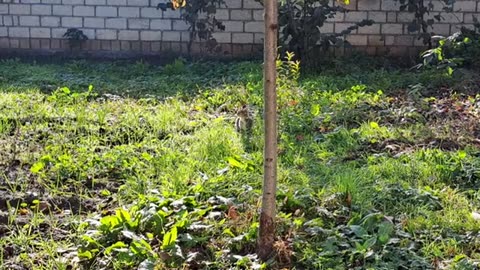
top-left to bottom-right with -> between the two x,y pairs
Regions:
418,19 -> 480,74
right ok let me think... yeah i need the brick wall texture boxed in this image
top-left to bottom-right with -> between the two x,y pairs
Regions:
0,0 -> 478,57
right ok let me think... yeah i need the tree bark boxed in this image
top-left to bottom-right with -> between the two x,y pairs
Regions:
257,0 -> 278,261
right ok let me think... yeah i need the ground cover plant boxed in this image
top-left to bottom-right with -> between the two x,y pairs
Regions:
1,56 -> 480,269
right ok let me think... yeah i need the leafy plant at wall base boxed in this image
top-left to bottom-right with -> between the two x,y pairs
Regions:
417,19 -> 480,74
397,0 -> 455,47
157,0 -> 225,54
63,28 -> 88,49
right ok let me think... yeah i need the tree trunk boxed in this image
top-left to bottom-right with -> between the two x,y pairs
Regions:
257,0 -> 278,261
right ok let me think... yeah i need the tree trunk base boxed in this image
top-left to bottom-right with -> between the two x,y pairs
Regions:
257,212 -> 276,261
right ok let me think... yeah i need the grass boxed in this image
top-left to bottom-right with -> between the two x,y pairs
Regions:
0,57 -> 480,269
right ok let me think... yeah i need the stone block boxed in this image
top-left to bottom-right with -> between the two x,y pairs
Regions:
431,24 -> 451,35
368,35 -> 384,46
397,12 -> 415,23
119,7 -> 140,17
388,46 -> 408,56
346,34 -> 367,45
232,32 -> 253,43
464,13 -> 479,23
244,21 -> 263,33
243,0 -> 263,9
128,18 -> 149,29
180,31 -> 190,42
230,9 -> 252,20
32,5 -> 52,15
344,11 -> 368,22
161,41 -> 171,50
151,41 -> 161,52
455,1 -> 477,12
107,0 -> 126,5
224,0 -> 242,9
384,35 -> 395,45
151,19 -> 171,30
358,24 -> 380,34
101,40 -> 111,50
30,27 -> 51,38
74,6 -> 95,16
0,4 -> 8,15
3,16 -> 14,26
254,33 -> 264,44
382,23 -> 403,34
19,16 -> 40,26
253,9 -> 263,21
106,18 -> 127,29
385,12 -> 396,22
141,7 -> 160,18
382,0 -> 399,11
326,12 -> 344,22
10,4 -> 31,15
127,0 -> 149,6
162,31 -> 180,41
62,17 -> 82,27
51,27 -> 68,38
20,39 -> 30,49
86,0 -> 106,4
450,24 -> 464,33
118,30 -> 139,40
223,20 -> 244,32
63,0 -> 84,5
335,23 -> 357,34
130,41 -> 141,51
321,22 -> 334,33
40,39 -> 50,49
358,0 -> 381,11
439,13 -> 463,23
111,40 -> 121,50
172,20 -> 189,31
212,32 -> 231,43
96,6 -> 117,17
141,42 -> 151,52
368,11 -> 386,22
9,27 -> 30,38
216,9 -> 230,20
217,43 -> 231,55
140,30 -> 161,41
82,29 -> 94,37
120,40 -> 130,50
42,0 -> 62,3
50,39 -> 60,49
395,35 -> 413,46
10,39 -> 20,48
85,18 -> 105,28
87,40 -> 101,50
53,5 -> 72,16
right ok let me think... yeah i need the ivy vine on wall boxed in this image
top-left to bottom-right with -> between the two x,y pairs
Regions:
396,0 -> 456,47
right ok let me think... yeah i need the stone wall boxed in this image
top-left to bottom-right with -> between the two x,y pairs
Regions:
328,0 -> 479,56
0,0 -> 478,58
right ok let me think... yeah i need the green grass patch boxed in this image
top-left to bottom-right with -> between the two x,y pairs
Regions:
0,58 -> 479,269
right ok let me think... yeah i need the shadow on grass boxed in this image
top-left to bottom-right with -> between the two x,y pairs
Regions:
0,58 -> 263,99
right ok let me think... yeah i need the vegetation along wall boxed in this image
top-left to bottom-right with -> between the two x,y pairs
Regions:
0,0 -> 479,58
